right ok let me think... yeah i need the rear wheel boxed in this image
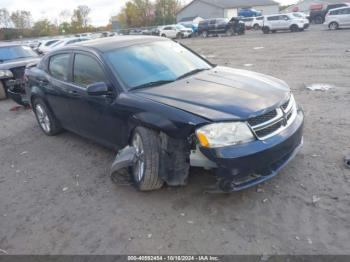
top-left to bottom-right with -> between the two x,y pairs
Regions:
262,27 -> 270,34
161,34 -> 166,37
33,98 -> 62,136
201,30 -> 208,38
131,127 -> 164,191
329,22 -> 339,30
0,81 -> 6,100
226,28 -> 234,36
253,24 -> 260,30
290,25 -> 299,32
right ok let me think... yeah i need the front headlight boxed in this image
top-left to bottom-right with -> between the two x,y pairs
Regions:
196,122 -> 255,148
0,69 -> 13,79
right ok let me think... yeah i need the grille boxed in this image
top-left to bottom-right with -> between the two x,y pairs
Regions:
247,110 -> 277,127
10,67 -> 26,79
255,121 -> 282,138
282,99 -> 290,111
248,96 -> 296,140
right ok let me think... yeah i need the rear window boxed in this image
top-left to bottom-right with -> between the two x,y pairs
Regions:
0,45 -> 37,62
49,53 -> 70,81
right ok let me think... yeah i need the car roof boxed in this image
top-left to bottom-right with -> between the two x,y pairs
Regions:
329,6 -> 350,11
75,35 -> 169,53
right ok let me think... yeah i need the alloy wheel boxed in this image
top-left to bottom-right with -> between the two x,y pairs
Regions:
132,133 -> 145,182
329,22 -> 338,30
35,104 -> 51,133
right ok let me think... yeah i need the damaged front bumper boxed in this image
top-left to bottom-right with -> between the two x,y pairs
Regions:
5,79 -> 29,106
200,108 -> 304,192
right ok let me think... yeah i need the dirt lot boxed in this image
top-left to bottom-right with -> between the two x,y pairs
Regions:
0,25 -> 350,255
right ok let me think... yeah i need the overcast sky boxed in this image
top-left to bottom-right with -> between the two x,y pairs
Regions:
1,0 -> 298,26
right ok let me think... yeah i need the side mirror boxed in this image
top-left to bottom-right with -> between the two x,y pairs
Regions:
87,82 -> 109,96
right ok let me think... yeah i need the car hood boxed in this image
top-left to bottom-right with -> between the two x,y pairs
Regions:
134,66 -> 290,121
0,57 -> 40,70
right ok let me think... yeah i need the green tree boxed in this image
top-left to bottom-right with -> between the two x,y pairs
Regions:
32,19 -> 58,36
154,0 -> 181,25
71,5 -> 91,32
0,8 -> 11,28
10,10 -> 32,29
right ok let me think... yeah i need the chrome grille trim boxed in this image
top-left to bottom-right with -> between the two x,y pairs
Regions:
248,95 -> 297,140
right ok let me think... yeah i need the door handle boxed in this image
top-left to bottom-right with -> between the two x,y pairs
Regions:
38,79 -> 48,86
68,90 -> 79,96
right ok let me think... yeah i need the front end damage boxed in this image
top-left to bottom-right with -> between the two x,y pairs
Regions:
1,64 -> 36,106
111,132 -> 192,187
111,106 -> 304,193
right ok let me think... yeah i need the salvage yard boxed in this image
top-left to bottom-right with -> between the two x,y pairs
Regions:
0,25 -> 350,255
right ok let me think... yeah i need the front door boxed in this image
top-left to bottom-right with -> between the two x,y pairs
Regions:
67,52 -> 122,147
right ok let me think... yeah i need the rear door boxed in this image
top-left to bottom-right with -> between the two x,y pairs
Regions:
208,19 -> 216,33
45,52 -> 77,128
278,15 -> 291,29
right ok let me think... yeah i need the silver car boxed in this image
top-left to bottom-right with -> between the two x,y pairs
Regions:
324,6 -> 350,30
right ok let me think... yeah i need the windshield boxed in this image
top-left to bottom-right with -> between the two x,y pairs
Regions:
50,40 -> 64,48
0,45 -> 38,61
176,24 -> 186,30
105,41 -> 212,90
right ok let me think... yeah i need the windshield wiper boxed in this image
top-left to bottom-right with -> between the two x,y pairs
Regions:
176,68 -> 210,80
130,80 -> 175,91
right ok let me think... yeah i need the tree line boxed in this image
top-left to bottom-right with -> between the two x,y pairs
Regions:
116,0 -> 182,28
0,5 -> 109,40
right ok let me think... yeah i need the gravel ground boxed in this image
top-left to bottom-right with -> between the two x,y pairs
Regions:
0,25 -> 349,255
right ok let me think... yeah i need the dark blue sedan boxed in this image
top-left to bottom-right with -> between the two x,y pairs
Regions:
24,36 -> 304,192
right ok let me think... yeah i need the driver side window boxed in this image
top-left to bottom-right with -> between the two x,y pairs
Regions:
73,54 -> 106,87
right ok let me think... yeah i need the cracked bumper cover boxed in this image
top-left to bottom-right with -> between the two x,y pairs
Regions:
200,108 -> 304,191
5,79 -> 29,106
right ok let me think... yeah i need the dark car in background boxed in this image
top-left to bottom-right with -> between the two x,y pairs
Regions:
198,17 -> 245,37
309,3 -> 349,24
0,44 -> 40,104
24,36 -> 303,193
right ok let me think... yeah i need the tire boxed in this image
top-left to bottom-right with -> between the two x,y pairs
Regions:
314,16 -> 323,24
262,27 -> 270,34
226,28 -> 234,36
130,127 -> 164,191
272,30 -> 277,33
201,30 -> 208,38
290,25 -> 299,32
161,34 -> 166,37
253,24 -> 260,30
329,22 -> 339,30
32,98 -> 62,136
0,81 -> 6,100
176,32 -> 183,39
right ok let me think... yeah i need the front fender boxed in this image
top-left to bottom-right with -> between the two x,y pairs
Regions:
127,111 -> 196,140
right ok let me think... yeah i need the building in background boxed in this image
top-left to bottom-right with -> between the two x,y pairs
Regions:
176,0 -> 280,22
282,0 -> 348,13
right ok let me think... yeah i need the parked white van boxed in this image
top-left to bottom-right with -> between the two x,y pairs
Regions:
324,6 -> 350,30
